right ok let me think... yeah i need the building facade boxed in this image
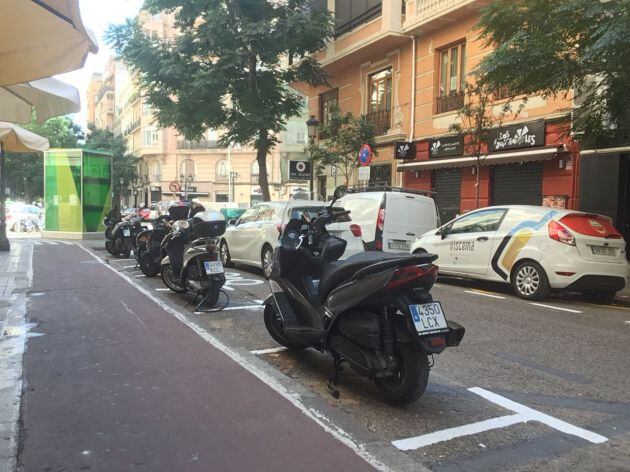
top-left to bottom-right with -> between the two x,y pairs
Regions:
295,0 -> 583,222
86,11 -> 311,208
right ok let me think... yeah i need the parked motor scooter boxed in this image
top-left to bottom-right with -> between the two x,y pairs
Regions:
161,210 -> 228,310
135,215 -> 172,277
263,186 -> 465,405
104,208 -> 122,255
109,214 -> 144,258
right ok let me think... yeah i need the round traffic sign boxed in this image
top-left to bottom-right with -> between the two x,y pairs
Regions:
169,181 -> 181,193
358,144 -> 373,166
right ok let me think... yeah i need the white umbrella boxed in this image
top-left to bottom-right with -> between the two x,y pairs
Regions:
0,0 -> 98,86
0,78 -> 81,124
0,122 -> 50,251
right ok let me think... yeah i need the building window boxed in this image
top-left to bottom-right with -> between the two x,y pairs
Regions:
296,132 -> 307,145
436,42 -> 466,114
152,160 -> 161,181
217,159 -> 228,179
215,193 -> 229,202
142,128 -> 158,147
251,160 -> 270,180
319,89 -> 339,128
142,101 -> 151,115
367,68 -> 392,136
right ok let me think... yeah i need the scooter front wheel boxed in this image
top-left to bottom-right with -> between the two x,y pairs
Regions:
161,263 -> 187,293
373,345 -> 429,405
139,252 -> 160,277
263,304 -> 307,350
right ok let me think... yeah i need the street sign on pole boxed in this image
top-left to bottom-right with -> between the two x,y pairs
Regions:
358,144 -> 373,167
168,181 -> 181,193
358,166 -> 371,181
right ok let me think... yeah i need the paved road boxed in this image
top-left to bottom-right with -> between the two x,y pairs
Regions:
90,242 -> 630,472
18,242 -> 375,472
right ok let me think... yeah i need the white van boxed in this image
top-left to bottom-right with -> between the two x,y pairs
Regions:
327,188 -> 440,253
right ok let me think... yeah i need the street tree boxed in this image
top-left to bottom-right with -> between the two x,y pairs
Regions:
476,0 -> 630,147
107,0 -> 334,201
84,125 -> 137,203
307,107 -> 376,187
449,82 -> 512,209
6,116 -> 83,201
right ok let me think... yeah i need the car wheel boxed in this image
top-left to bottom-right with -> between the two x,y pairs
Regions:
413,248 -> 427,254
511,261 -> 550,301
261,245 -> 274,279
582,290 -> 616,305
220,240 -> 233,267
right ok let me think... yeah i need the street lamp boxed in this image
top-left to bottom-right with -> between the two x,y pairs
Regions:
306,115 -> 319,199
119,177 -> 124,208
229,171 -> 239,203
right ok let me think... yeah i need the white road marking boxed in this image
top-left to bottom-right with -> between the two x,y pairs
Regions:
134,274 -> 146,278
393,387 -> 607,451
251,347 -> 288,355
75,245 -> 389,471
155,288 -> 171,291
119,258 -> 135,261
32,241 -> 42,246
123,265 -> 137,269
222,305 -> 263,311
530,303 -> 583,314
464,290 -> 506,300
120,300 -> 146,326
254,299 -> 264,304
625,321 -> 630,325
47,241 -> 58,245
222,285 -> 234,291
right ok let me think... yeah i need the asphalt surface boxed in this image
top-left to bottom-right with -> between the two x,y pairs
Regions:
18,239 -> 630,471
18,242 -> 374,472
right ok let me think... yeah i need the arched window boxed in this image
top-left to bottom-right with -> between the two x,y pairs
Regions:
251,160 -> 259,177
217,159 -> 228,179
180,158 -> 195,180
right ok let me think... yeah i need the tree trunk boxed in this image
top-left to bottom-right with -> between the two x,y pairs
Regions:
475,161 -> 481,209
256,134 -> 272,202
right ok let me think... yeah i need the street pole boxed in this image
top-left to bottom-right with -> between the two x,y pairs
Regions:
0,143 -> 9,251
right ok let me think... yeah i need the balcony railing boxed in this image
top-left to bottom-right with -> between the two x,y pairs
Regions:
123,119 -> 141,136
436,91 -> 464,114
416,0 -> 474,19
335,3 -> 382,37
366,109 -> 391,136
96,87 -> 113,104
177,139 -> 219,150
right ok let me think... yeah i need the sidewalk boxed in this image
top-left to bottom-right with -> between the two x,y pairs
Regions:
18,242 -> 376,471
0,241 -> 32,472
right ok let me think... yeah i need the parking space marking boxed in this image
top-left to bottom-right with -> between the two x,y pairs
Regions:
155,288 -> 170,291
625,321 -> 630,325
135,274 -> 146,278
464,290 -> 506,300
530,303 -> 583,314
123,265 -> 137,269
392,387 -> 607,451
251,347 -> 288,355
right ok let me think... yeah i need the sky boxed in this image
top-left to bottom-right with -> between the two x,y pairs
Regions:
56,0 -> 144,130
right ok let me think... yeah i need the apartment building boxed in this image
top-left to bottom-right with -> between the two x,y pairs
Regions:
296,0 -> 582,223
87,11 -> 311,208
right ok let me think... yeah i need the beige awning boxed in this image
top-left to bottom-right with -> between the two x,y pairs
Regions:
0,0 -> 98,86
397,145 -> 567,171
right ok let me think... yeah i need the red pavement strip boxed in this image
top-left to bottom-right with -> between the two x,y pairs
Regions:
18,243 -> 380,472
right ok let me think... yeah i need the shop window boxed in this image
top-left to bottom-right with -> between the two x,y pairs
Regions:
367,68 -> 392,136
436,42 -> 466,114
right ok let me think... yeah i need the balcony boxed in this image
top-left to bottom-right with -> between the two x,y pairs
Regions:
96,87 -> 113,104
335,3 -> 382,37
177,139 -> 219,150
403,0 -> 482,33
123,119 -> 141,136
366,109 -> 391,136
436,92 -> 464,114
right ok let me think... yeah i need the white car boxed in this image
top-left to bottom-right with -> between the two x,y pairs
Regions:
327,188 -> 439,253
410,205 -> 628,302
219,200 -> 364,278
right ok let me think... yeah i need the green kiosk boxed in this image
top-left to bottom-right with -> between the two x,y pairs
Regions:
42,148 -> 112,239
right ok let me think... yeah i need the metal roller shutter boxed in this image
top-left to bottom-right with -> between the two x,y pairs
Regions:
492,162 -> 543,206
433,169 -> 461,223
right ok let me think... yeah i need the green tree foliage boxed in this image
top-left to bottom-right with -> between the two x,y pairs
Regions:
476,0 -> 630,147
5,116 -> 83,201
84,125 -> 137,203
107,0 -> 334,201
307,106 -> 376,186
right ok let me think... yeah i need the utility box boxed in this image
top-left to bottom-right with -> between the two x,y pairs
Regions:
42,148 -> 112,239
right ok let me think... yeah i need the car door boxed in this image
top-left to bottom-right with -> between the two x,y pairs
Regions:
439,208 -> 507,276
244,204 -> 275,266
227,206 -> 259,261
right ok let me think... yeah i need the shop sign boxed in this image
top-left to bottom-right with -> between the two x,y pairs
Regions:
184,186 -> 197,193
289,160 -> 311,180
150,186 -> 161,192
358,166 -> 371,181
395,142 -> 416,160
429,136 -> 463,158
490,120 -> 545,152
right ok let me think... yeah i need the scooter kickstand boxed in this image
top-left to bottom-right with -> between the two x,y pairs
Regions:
327,355 -> 343,399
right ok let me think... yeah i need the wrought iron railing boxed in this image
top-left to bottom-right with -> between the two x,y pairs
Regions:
177,139 -> 219,150
335,3 -> 382,37
436,91 -> 464,114
366,109 -> 391,136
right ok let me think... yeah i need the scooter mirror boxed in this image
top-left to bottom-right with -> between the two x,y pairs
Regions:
333,185 -> 347,200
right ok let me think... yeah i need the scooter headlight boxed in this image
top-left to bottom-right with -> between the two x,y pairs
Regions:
178,220 -> 190,229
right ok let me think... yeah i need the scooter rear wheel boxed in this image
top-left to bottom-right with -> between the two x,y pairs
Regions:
373,345 -> 429,405
161,263 -> 187,293
263,304 -> 307,350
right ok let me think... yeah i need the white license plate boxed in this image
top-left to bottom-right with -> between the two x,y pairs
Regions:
409,302 -> 448,335
389,240 -> 410,250
204,261 -> 224,274
591,246 -> 616,256
123,229 -> 131,237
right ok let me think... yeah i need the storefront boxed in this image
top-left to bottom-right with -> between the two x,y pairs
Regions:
398,120 -> 577,217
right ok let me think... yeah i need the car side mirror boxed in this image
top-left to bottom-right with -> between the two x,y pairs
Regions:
229,219 -> 237,226
440,227 -> 450,240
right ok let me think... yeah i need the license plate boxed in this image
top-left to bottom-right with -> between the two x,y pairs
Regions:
123,229 -> 131,237
591,246 -> 616,256
409,302 -> 448,335
204,261 -> 224,274
388,240 -> 410,250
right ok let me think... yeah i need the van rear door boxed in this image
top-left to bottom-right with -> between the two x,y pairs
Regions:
383,193 -> 438,253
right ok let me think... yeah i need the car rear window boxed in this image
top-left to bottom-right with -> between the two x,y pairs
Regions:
289,206 -> 326,220
560,214 -> 622,239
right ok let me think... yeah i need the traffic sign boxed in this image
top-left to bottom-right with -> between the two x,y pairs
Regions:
358,144 -> 373,167
168,181 -> 181,193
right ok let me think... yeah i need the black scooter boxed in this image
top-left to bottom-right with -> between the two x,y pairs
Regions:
263,186 -> 465,405
108,215 -> 144,258
104,210 -> 122,255
135,215 -> 172,277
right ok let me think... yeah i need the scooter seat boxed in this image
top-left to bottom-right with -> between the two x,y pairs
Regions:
318,252 -> 431,299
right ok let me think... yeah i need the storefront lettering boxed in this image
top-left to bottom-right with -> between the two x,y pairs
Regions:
489,120 -> 545,152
